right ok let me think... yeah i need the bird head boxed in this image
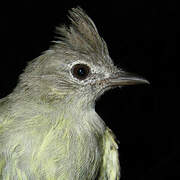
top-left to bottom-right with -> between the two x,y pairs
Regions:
17,7 -> 148,107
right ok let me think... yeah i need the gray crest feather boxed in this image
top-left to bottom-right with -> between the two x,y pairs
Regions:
52,7 -> 109,57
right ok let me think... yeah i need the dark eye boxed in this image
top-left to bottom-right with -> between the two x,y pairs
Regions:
71,64 -> 90,80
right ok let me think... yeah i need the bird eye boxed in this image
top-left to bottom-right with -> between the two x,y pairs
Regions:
71,64 -> 90,80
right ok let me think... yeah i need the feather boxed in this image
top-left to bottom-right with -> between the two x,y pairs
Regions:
53,7 -> 109,57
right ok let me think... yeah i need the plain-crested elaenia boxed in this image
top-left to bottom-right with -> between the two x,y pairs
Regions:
0,7 -> 148,180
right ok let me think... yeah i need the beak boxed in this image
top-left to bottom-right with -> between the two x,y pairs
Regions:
108,71 -> 149,87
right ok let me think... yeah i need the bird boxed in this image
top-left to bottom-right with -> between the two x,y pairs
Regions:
0,7 -> 148,180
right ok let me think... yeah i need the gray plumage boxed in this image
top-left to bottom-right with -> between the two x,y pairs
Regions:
0,7 -> 148,180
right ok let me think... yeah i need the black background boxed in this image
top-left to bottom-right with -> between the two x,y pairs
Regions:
0,0 -> 179,179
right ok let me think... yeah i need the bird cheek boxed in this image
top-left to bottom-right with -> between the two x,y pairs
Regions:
89,79 -> 107,94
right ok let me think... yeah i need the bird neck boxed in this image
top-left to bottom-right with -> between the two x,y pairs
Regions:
9,87 -> 105,135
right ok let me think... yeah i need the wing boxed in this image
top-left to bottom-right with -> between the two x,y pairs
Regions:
98,128 -> 120,180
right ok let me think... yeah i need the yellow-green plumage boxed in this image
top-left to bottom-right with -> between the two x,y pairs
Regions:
0,97 -> 103,179
0,6 -> 148,180
0,95 -> 119,179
